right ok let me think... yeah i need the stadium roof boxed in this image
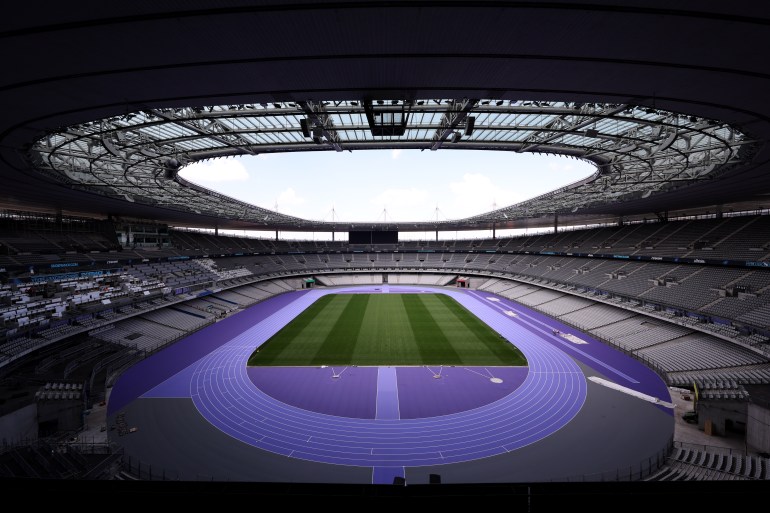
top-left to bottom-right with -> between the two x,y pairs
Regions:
2,1 -> 770,231
30,100 -> 748,231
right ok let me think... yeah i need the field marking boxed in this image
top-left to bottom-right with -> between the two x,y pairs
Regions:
331,366 -> 348,379
426,365 -> 444,378
588,376 -> 674,408
556,332 -> 589,345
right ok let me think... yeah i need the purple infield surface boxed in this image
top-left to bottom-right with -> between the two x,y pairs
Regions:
245,365 -> 527,420
246,366 -> 379,419
112,284 -> 669,476
396,366 -> 528,419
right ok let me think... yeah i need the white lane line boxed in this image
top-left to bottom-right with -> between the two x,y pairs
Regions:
588,376 -> 674,408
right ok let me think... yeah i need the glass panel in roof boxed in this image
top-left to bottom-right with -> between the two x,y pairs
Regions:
31,99 -> 747,228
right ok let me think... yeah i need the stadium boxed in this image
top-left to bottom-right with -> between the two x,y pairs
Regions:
1,0 -> 770,501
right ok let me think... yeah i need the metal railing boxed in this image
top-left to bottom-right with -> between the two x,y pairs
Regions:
0,437 -> 124,479
122,455 -> 179,481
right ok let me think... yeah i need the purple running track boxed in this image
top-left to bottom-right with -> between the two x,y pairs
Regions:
180,286 -> 587,467
375,367 -> 400,420
108,290 -> 308,415
372,466 -> 405,485
465,289 -> 670,403
114,284 -> 670,469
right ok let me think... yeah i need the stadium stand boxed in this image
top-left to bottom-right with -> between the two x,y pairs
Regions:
3,214 -> 769,391
647,443 -> 770,481
0,438 -> 121,480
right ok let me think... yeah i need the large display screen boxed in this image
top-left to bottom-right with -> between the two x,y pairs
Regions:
348,230 -> 398,244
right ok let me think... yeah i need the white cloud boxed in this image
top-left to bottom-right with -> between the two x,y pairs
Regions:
178,159 -> 249,183
391,149 -> 402,160
372,187 -> 428,208
259,187 -> 307,218
447,173 -> 520,218
276,187 -> 305,207
370,187 -> 430,219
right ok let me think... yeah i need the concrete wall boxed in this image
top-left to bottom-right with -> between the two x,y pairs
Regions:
0,403 -> 38,444
747,403 -> 770,453
468,277 -> 487,289
697,400 -> 747,437
38,399 -> 83,433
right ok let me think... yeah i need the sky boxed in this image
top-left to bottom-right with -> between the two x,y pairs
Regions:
178,149 -> 595,240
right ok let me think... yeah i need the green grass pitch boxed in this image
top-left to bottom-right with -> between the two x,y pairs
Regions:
247,293 -> 527,366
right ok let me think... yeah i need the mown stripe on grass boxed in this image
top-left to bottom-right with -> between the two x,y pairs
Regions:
248,293 -> 529,366
310,294 -> 371,365
435,294 -> 527,365
401,294 -> 463,365
352,295 -> 422,365
248,294 -> 340,365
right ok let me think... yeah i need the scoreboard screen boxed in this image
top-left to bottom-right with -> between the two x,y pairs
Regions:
349,231 -> 398,244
